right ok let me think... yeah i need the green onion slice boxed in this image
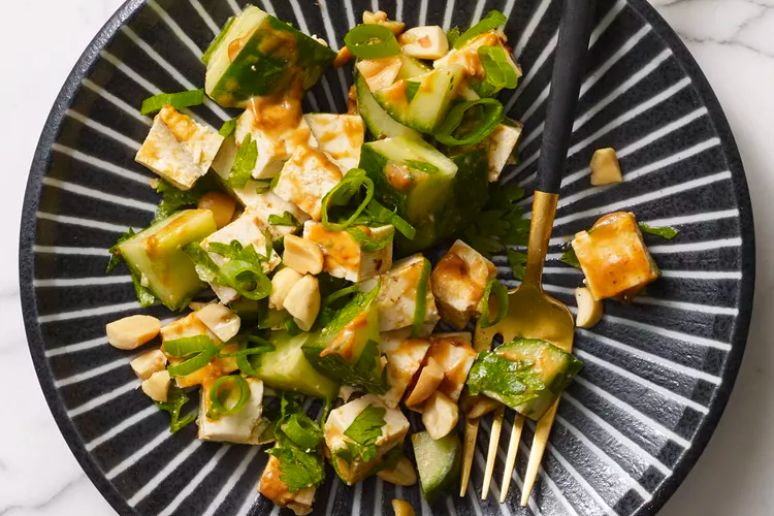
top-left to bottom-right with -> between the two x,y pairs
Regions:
478,45 -> 519,91
435,98 -> 505,147
411,258 -> 432,338
164,335 -> 217,357
344,24 -> 401,59
281,413 -> 324,449
168,343 -> 219,377
207,375 -> 251,420
141,89 -> 205,116
321,169 -> 375,231
218,335 -> 274,358
220,259 -> 272,300
219,118 -> 238,137
202,16 -> 235,65
323,284 -> 361,306
365,201 -> 416,240
480,278 -> 509,328
454,10 -> 507,49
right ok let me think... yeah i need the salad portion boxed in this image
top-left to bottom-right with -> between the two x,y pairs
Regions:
102,5 -> 677,515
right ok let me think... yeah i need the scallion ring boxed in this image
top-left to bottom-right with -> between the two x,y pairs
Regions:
480,278 -> 509,328
207,375 -> 251,420
164,335 -> 217,357
140,89 -> 205,116
323,284 -> 361,306
411,258 -> 432,338
454,10 -> 507,49
344,24 -> 400,59
321,170 -> 375,231
168,344 -> 218,377
281,413 -> 324,449
478,45 -> 519,90
220,259 -> 272,300
435,98 -> 505,147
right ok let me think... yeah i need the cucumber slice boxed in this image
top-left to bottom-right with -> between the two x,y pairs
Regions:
411,430 -> 461,502
467,339 -> 583,420
257,331 -> 340,400
373,65 -> 464,134
359,136 -> 459,253
355,72 -> 420,141
397,54 -> 432,79
117,210 -> 217,311
205,6 -> 336,107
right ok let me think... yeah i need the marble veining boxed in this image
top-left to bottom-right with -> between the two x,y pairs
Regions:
2,0 -> 772,515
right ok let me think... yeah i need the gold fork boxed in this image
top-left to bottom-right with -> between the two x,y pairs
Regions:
460,0 -> 596,504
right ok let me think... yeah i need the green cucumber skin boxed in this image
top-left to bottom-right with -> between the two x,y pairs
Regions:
411,431 -> 461,503
355,72 -> 420,141
207,15 -> 335,107
117,210 -> 216,311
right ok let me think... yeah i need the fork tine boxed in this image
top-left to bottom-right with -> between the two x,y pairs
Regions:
520,400 -> 560,506
481,405 -> 504,499
460,417 -> 480,497
499,414 -> 525,503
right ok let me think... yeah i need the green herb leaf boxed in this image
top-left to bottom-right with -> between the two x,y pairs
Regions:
130,271 -> 157,307
638,223 -> 679,240
106,228 -> 136,273
447,26 -> 462,47
346,226 -> 394,253
269,211 -> 301,227
229,133 -> 258,189
478,45 -> 519,95
321,168 -> 375,231
342,404 -> 386,463
153,177 -> 221,224
363,200 -> 416,240
461,182 -> 528,259
436,98 -> 505,147
480,278 -> 509,328
266,442 -> 326,492
141,89 -> 205,116
255,182 -> 271,195
183,241 -> 223,285
506,249 -> 527,281
560,247 -> 581,269
219,118 -> 238,137
454,10 -> 507,49
155,384 -> 197,433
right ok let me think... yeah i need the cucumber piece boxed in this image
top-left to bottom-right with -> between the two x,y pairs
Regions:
397,54 -> 432,79
467,339 -> 583,420
373,65 -> 464,134
257,331 -> 340,400
411,430 -> 461,503
205,6 -> 336,107
117,210 -> 217,311
302,283 -> 387,393
359,136 -> 459,253
355,72 -> 420,141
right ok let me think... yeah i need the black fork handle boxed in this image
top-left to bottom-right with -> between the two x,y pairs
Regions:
536,0 -> 596,195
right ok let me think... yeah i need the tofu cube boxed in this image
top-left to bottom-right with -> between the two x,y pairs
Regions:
486,122 -> 523,182
199,211 -> 281,304
235,100 -> 319,179
571,212 -> 660,301
130,349 -> 167,380
272,147 -> 345,221
399,26 -> 449,60
136,106 -> 224,190
305,114 -> 365,171
379,328 -> 431,409
374,254 -> 440,333
434,32 -> 521,84
431,240 -> 498,329
198,377 -> 264,444
415,333 -> 477,403
160,314 -> 239,388
324,394 -> 410,484
303,221 -> 393,282
259,454 -> 317,516
356,56 -> 404,92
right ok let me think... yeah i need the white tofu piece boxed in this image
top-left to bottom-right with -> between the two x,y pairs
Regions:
373,254 -> 440,333
235,99 -> 319,179
356,57 -> 404,92
431,240 -> 498,329
433,32 -> 521,83
199,211 -> 282,304
378,328 -> 431,409
198,377 -> 264,444
303,221 -> 393,282
136,106 -> 224,190
160,313 -> 239,388
304,114 -> 365,171
486,122 -> 523,182
272,146 -> 345,221
424,333 -> 477,402
399,26 -> 449,60
324,394 -> 410,484
259,454 -> 317,516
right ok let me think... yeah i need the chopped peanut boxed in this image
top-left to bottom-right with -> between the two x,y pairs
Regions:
198,191 -> 237,229
130,349 -> 167,380
106,315 -> 161,350
283,235 -> 324,275
283,275 -> 321,332
142,370 -> 171,402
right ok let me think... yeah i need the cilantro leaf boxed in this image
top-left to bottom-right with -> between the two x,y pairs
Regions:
447,26 -> 462,47
346,226 -> 394,253
461,183 -> 528,259
266,443 -> 326,492
106,227 -> 136,273
560,246 -> 581,269
229,133 -> 257,189
506,249 -> 527,281
153,177 -> 221,224
156,384 -> 197,433
131,271 -> 156,307
269,211 -> 301,227
341,404 -> 386,463
639,223 -> 679,240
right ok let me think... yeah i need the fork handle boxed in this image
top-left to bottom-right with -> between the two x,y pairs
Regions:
536,0 -> 596,195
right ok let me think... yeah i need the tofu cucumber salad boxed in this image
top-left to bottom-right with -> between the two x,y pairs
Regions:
105,6 -> 678,515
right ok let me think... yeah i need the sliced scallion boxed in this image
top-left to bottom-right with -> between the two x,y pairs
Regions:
364,200 -> 416,240
207,375 -> 251,420
281,413 -> 324,449
435,98 -> 505,146
321,169 -> 375,231
220,259 -> 272,300
480,278 -> 509,328
168,343 -> 218,377
411,258 -> 432,338
454,10 -> 507,49
164,335 -> 217,357
141,89 -> 205,116
344,24 -> 401,59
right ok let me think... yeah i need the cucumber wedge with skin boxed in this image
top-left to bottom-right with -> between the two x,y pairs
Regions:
397,54 -> 432,79
257,331 -> 340,400
373,64 -> 464,134
117,209 -> 217,311
205,6 -> 336,107
359,136 -> 459,254
466,339 -> 583,420
412,430 -> 461,503
355,72 -> 420,141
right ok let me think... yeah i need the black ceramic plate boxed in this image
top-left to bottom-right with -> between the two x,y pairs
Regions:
19,0 -> 755,515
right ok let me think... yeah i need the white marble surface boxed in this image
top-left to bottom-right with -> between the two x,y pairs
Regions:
0,0 -> 772,514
